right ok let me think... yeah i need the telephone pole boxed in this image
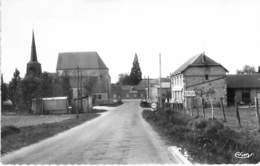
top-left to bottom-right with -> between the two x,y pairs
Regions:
76,66 -> 79,118
148,76 -> 150,101
159,53 -> 162,108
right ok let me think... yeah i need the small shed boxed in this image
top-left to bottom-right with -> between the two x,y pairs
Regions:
32,96 -> 69,114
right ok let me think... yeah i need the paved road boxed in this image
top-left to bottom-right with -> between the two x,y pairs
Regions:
2,100 -> 184,164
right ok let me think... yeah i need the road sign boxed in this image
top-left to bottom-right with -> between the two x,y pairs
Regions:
184,90 -> 196,97
151,102 -> 157,109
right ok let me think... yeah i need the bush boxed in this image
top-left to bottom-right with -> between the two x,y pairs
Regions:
2,126 -> 20,137
140,100 -> 151,108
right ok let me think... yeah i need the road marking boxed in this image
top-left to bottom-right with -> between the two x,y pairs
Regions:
168,146 -> 192,165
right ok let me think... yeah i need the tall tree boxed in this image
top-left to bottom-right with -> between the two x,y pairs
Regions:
236,65 -> 256,75
1,74 -> 8,102
8,69 -> 22,108
129,53 -> 142,85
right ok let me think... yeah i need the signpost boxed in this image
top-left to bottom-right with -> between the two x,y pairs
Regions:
184,90 -> 196,97
151,102 -> 157,111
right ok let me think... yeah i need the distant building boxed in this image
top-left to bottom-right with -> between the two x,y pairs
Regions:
26,31 -> 42,77
170,53 -> 228,106
56,52 -> 111,104
111,84 -> 146,100
111,78 -> 170,101
138,78 -> 171,102
226,74 -> 260,106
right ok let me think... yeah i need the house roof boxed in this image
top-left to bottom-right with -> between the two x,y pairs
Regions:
226,74 -> 260,88
172,53 -> 228,75
56,52 -> 108,70
136,78 -> 170,90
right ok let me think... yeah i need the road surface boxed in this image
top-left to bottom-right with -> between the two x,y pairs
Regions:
2,100 -> 186,164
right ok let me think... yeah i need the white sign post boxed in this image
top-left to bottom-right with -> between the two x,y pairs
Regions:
151,102 -> 157,111
184,90 -> 196,97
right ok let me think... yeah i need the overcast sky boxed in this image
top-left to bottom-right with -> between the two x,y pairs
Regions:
2,0 -> 260,83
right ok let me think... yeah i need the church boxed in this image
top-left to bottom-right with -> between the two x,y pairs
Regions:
56,52 -> 111,104
25,32 -> 111,105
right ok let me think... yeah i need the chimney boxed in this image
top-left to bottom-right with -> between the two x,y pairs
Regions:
201,52 -> 206,63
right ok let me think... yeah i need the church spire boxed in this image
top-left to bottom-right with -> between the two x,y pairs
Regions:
26,30 -> 42,77
30,31 -> 38,62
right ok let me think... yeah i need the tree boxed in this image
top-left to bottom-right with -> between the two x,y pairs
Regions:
194,86 -> 216,119
8,69 -> 22,108
117,73 -> 131,85
21,75 -> 42,109
129,53 -> 142,85
236,65 -> 256,75
61,75 -> 73,104
40,72 -> 53,97
1,74 -> 8,102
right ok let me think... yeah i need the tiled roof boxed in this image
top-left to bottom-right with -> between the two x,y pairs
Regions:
56,52 -> 108,70
172,53 -> 228,75
227,74 -> 260,88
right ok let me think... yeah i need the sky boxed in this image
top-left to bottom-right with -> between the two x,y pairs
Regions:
1,0 -> 260,83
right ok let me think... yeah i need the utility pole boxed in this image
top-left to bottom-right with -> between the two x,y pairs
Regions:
80,70 -> 83,112
148,76 -> 150,101
76,66 -> 79,118
159,53 -> 162,109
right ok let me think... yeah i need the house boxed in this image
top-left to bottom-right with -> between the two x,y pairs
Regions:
226,74 -> 260,106
170,52 -> 228,107
56,52 -> 111,105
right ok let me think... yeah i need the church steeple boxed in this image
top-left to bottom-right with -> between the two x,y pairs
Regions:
26,31 -> 42,77
30,31 -> 38,62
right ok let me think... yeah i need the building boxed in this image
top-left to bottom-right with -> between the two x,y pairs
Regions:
138,78 -> 171,102
56,52 -> 111,104
170,53 -> 228,106
111,84 -> 146,100
111,78 -> 170,101
226,74 -> 260,106
26,31 -> 42,77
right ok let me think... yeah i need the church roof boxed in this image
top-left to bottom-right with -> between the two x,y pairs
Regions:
171,53 -> 228,75
56,52 -> 108,70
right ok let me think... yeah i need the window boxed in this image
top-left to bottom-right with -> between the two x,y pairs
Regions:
205,74 -> 209,80
98,94 -> 102,99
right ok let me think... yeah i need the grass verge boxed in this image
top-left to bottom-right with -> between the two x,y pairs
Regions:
1,110 -> 105,155
142,109 -> 260,164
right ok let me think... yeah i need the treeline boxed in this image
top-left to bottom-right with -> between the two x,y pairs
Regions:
1,69 -> 72,112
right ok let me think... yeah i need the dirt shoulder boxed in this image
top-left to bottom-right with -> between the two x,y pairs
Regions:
2,114 -> 75,127
142,109 -> 260,164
